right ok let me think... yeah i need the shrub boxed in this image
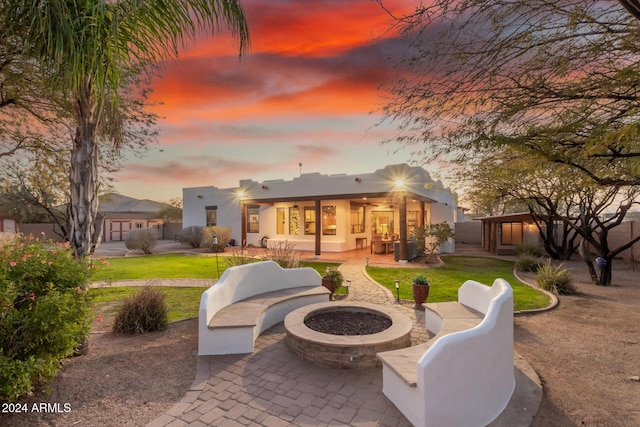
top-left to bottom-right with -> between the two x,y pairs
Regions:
226,247 -> 258,267
0,235 -> 92,402
516,243 -> 545,258
203,226 -> 231,253
112,287 -> 168,335
515,254 -> 545,272
178,226 -> 205,248
124,228 -> 158,254
536,260 -> 576,294
423,222 -> 455,262
261,240 -> 301,268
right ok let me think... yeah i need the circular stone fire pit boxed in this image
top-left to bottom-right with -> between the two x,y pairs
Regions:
284,302 -> 412,369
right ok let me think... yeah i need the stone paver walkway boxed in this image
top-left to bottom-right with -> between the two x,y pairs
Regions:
147,260 -> 427,427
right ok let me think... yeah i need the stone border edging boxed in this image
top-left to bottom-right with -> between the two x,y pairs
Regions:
512,267 -> 559,316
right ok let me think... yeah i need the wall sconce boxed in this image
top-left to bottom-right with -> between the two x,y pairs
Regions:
262,185 -> 269,189
355,177 -> 362,183
345,279 -> 351,294
395,280 -> 400,303
197,195 -> 203,199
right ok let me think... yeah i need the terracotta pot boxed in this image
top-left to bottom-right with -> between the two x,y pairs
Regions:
322,277 -> 335,300
412,283 -> 430,309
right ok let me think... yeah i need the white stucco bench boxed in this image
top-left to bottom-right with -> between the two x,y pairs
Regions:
377,279 -> 515,427
198,260 -> 330,355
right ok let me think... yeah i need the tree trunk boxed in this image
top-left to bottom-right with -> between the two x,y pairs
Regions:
68,87 -> 100,258
578,238 -> 600,286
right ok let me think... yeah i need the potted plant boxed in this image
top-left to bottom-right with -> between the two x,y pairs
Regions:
412,273 -> 430,309
322,269 -> 344,300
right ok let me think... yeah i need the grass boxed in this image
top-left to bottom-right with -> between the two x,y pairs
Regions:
90,254 -> 340,282
90,254 -> 549,324
91,253 -> 225,281
91,286 -> 204,322
366,256 -> 550,312
89,255 -> 343,322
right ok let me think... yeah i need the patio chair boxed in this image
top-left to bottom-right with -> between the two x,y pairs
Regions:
372,235 -> 385,254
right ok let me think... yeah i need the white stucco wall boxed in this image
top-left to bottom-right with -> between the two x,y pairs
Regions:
183,165 -> 459,252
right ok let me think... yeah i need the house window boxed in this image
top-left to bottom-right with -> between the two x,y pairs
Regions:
205,206 -> 217,227
372,211 -> 394,237
247,205 -> 259,233
304,207 -> 316,235
350,206 -> 365,234
501,222 -> 523,245
407,211 -> 418,234
289,206 -> 300,235
276,208 -> 286,234
322,206 -> 337,235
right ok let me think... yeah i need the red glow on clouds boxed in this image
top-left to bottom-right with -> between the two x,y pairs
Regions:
122,0 -> 418,200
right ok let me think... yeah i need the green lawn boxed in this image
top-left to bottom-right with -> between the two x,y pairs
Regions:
90,254 -> 340,282
366,255 -> 550,312
90,286 -> 204,322
89,256 -> 342,322
90,254 -> 548,323
90,253 -> 226,281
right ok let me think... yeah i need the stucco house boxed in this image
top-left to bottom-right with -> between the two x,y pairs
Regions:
183,164 -> 460,260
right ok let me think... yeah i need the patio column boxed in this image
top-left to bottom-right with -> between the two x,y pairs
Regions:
314,199 -> 321,257
240,203 -> 247,248
399,194 -> 408,263
419,201 -> 425,227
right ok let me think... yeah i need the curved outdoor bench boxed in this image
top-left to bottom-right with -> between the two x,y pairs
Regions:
377,278 -> 515,427
198,261 -> 330,355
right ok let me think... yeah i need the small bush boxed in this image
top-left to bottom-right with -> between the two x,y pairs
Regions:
124,228 -> 158,254
0,235 -> 92,402
203,226 -> 231,253
261,240 -> 301,268
516,243 -> 545,258
112,287 -> 168,335
226,247 -> 258,267
178,226 -> 204,248
515,254 -> 544,272
536,260 -> 576,294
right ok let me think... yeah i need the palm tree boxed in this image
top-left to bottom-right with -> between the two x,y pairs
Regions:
1,1 -> 249,257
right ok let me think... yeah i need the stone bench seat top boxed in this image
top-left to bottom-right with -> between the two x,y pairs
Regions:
208,286 -> 329,329
377,301 -> 483,387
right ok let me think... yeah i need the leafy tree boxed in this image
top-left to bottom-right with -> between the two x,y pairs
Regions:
379,0 -> 640,187
158,197 -> 183,223
465,150 -> 640,285
0,1 -> 249,257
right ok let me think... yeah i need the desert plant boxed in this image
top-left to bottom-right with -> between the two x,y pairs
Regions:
112,286 -> 169,335
412,273 -> 431,286
124,228 -> 158,254
515,254 -> 545,272
516,243 -> 545,258
0,235 -> 92,401
424,222 -> 455,261
536,260 -> 576,295
203,226 -> 231,253
178,226 -> 205,248
226,247 -> 258,267
261,240 -> 301,268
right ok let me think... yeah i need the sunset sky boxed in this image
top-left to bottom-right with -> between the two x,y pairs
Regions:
115,0 -> 430,203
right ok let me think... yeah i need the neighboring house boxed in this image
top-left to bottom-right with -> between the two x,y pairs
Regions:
478,213 -> 544,255
97,194 -> 171,242
183,164 -> 460,260
0,217 -> 17,235
479,212 -> 640,263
